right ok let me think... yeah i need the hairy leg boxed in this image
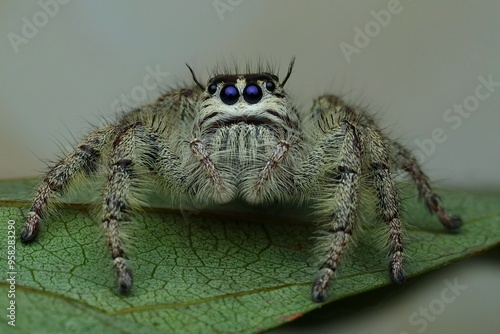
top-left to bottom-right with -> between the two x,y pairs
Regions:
388,142 -> 462,229
311,121 -> 363,303
103,122 -> 193,292
21,126 -> 117,243
102,124 -> 140,293
366,130 -> 405,284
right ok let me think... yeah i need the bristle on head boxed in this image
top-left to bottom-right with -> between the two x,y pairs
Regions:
208,56 -> 296,85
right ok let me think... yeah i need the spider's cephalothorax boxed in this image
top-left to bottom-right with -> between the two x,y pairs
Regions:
187,62 -> 303,205
21,59 -> 462,303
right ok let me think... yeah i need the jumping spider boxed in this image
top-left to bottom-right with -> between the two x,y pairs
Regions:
21,58 -> 462,303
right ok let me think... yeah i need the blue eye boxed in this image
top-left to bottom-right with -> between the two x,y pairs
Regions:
243,84 -> 262,104
220,85 -> 239,105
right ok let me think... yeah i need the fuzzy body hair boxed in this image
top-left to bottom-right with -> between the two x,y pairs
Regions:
20,59 -> 463,303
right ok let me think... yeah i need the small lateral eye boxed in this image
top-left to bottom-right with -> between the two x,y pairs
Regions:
220,85 -> 240,105
243,84 -> 263,104
265,81 -> 276,92
207,83 -> 217,95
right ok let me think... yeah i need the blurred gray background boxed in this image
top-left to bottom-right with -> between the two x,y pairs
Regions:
1,1 -> 499,333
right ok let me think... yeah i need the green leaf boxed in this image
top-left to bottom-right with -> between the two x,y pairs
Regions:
1,178 -> 499,333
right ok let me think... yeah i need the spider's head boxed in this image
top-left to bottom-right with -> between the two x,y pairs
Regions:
188,59 -> 299,134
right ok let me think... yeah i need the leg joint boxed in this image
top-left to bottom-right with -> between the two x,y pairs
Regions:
338,165 -> 357,175
371,162 -> 389,171
113,159 -> 133,169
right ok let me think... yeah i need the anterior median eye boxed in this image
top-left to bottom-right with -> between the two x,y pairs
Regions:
220,85 -> 239,105
243,84 -> 263,104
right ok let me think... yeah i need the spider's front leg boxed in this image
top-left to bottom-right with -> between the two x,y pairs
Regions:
365,129 -> 405,285
102,124 -> 142,293
300,94 -> 407,303
103,123 -> 189,293
308,121 -> 363,303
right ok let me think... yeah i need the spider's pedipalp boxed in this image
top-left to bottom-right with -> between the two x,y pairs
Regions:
189,138 -> 236,203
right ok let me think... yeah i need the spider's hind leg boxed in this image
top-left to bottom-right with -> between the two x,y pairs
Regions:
388,142 -> 462,230
21,126 -> 117,243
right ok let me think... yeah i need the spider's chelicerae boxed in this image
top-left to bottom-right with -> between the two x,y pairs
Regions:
21,59 -> 462,303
